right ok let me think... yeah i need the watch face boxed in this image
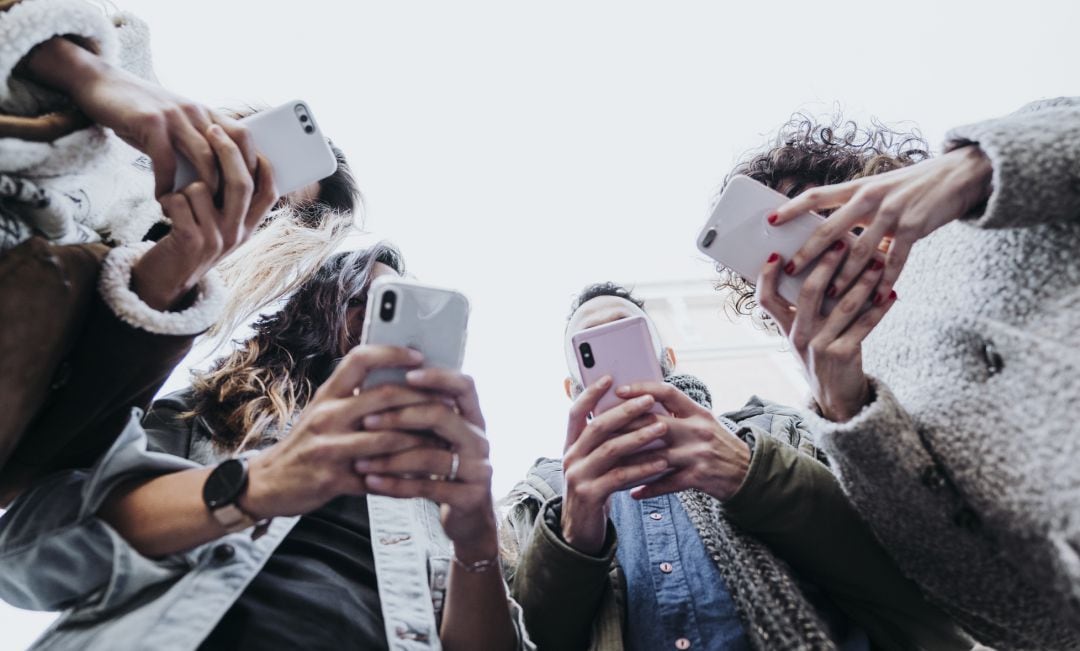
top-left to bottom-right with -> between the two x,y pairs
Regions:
203,459 -> 247,509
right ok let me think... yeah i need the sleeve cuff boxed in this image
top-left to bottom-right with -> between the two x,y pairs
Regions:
538,496 -> 618,566
98,241 -> 225,336
0,0 -> 119,113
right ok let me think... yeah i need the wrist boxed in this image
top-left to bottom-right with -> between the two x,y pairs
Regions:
237,455 -> 276,520
955,145 -> 994,210
560,501 -> 606,555
451,522 -> 499,565
131,238 -> 201,311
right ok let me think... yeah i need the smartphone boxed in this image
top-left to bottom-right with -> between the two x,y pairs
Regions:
696,175 -> 858,314
358,276 -> 470,389
172,100 -> 337,196
572,315 -> 669,418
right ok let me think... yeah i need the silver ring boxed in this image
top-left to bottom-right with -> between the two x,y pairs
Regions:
447,451 -> 460,482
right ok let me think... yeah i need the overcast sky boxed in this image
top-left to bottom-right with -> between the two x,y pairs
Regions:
5,0 -> 1080,644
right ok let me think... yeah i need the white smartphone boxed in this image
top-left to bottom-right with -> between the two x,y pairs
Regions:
172,100 -> 337,196
696,175 -> 857,314
358,276 -> 470,389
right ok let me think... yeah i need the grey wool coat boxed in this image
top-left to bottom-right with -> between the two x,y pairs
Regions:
805,97 -> 1080,650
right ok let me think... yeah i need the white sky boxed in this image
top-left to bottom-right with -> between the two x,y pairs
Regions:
5,0 -> 1080,645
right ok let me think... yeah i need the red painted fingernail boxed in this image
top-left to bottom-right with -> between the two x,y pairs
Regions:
767,252 -> 779,264
767,213 -> 778,225
870,260 -> 884,271
826,285 -> 837,298
889,290 -> 898,302
831,240 -> 845,252
873,292 -> 884,306
784,261 -> 796,275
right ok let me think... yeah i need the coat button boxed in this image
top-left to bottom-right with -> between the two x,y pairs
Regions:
50,361 -> 72,390
920,466 -> 946,492
982,341 -> 1004,375
953,507 -> 981,533
212,543 -> 235,562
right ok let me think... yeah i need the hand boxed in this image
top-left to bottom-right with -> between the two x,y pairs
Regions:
241,346 -> 439,519
22,37 -> 256,196
755,240 -> 896,422
131,126 -> 278,311
612,382 -> 750,502
560,377 -> 670,555
771,146 -> 993,301
350,369 -> 501,562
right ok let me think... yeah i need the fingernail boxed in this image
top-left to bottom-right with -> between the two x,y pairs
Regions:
364,415 -> 382,428
831,240 -> 845,252
870,260 -> 883,271
767,252 -> 779,264
767,213 -> 778,225
408,349 -> 424,362
354,460 -> 371,472
784,261 -> 796,275
405,369 -> 424,382
599,375 -> 613,387
873,292 -> 884,306
616,385 -> 630,395
826,285 -> 837,298
889,290 -> 898,302
365,475 -> 386,487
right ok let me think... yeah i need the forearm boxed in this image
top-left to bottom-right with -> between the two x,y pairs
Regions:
441,531 -> 518,651
20,36 -> 108,97
97,466 -> 230,558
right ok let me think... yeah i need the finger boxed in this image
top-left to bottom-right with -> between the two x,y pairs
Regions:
830,213 -> 894,295
754,252 -> 795,334
572,395 -> 658,456
362,403 -> 486,455
878,236 -> 913,302
613,382 -> 698,418
244,155 -> 279,233
171,117 -> 219,194
211,113 -> 257,172
838,290 -> 898,344
587,453 -> 671,497
319,346 -> 425,399
795,239 -> 847,322
624,413 -> 663,432
628,469 -> 693,500
566,376 -> 613,450
353,447 -> 485,482
771,182 -> 859,225
405,368 -> 485,429
364,474 -> 472,506
181,181 -> 224,255
814,261 -> 884,343
787,189 -> 879,275
320,429 -> 441,461
158,192 -> 198,242
206,124 -> 254,224
318,385 -> 435,432
148,132 -> 178,198
576,421 -> 668,479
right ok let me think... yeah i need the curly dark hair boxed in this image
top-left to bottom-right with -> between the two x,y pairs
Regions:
567,281 -> 645,321
715,113 -> 931,326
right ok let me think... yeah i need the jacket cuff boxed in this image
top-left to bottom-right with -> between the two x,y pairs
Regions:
538,496 -> 618,565
98,241 -> 225,336
722,434 -> 781,524
0,0 -> 119,114
945,97 -> 1080,229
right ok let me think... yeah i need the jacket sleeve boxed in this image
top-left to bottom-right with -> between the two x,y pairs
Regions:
509,496 -> 618,651
0,407 -> 199,614
946,96 -> 1080,229
0,0 -> 118,122
722,428 -> 972,651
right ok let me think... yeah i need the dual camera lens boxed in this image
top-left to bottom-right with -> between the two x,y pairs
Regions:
295,103 -> 315,134
379,291 -> 397,322
579,342 -> 595,368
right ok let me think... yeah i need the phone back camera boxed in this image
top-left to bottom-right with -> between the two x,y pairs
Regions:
702,228 -> 717,248
580,343 -> 595,369
304,125 -> 314,134
380,291 -> 397,322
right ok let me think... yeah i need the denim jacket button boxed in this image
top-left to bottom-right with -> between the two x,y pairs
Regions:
212,543 -> 236,563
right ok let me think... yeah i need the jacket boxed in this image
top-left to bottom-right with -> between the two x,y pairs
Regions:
0,390 -> 534,650
804,97 -> 1080,650
500,393 -> 970,651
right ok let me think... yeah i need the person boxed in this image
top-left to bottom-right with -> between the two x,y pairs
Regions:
0,245 -> 532,651
716,104 -> 1080,649
499,282 -> 970,651
0,0 -> 357,501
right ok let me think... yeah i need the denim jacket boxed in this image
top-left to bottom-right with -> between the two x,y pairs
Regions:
0,398 -> 533,651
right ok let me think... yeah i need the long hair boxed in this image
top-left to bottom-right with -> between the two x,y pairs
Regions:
715,112 -> 930,328
189,243 -> 405,452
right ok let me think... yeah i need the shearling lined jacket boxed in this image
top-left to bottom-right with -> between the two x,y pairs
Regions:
803,97 -> 1080,650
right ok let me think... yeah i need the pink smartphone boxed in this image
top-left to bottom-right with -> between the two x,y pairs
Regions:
696,175 -> 859,314
572,315 -> 669,418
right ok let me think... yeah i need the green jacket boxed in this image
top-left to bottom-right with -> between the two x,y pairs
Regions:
499,396 -> 973,651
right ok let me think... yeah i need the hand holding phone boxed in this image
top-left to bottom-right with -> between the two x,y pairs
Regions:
572,315 -> 669,419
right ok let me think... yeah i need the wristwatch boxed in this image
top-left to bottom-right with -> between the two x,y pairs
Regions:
203,458 -> 269,537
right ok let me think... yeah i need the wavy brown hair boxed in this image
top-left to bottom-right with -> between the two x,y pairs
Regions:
714,113 -> 930,327
188,243 -> 405,452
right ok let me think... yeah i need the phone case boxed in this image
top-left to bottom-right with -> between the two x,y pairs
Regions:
572,315 -> 668,417
696,175 -> 856,314
358,276 -> 470,389
173,100 -> 338,196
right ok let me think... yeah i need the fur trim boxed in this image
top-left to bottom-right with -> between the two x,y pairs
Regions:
0,0 -> 119,114
98,241 -> 225,336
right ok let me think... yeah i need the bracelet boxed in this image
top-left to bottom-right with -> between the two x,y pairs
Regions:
452,553 -> 500,573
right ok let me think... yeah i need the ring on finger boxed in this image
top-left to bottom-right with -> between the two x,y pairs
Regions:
447,451 -> 460,482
